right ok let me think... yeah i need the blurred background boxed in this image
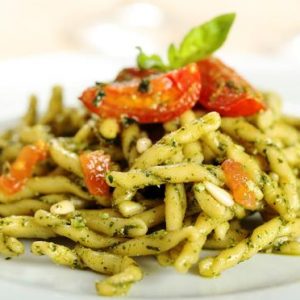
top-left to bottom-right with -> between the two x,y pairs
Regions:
1,0 -> 300,61
0,0 -> 300,118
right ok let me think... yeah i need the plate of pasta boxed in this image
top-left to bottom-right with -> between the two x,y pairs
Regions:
0,13 -> 300,300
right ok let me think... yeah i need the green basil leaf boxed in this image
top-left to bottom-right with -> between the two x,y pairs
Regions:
172,13 -> 236,68
136,47 -> 167,71
167,43 -> 178,68
136,13 -> 235,71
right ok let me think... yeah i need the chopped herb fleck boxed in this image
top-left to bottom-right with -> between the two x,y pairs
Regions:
138,79 -> 150,93
123,225 -> 137,236
71,214 -> 86,228
121,116 -> 136,126
100,213 -> 110,219
107,175 -> 114,184
109,221 -> 114,228
93,89 -> 106,106
146,245 -> 160,252
50,243 -> 57,252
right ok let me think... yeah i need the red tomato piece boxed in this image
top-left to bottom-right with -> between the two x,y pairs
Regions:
80,150 -> 110,196
0,140 -> 48,195
197,57 -> 265,117
79,63 -> 201,123
115,67 -> 157,82
221,159 -> 257,210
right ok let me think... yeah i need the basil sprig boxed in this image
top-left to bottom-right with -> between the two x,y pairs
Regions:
137,13 -> 235,71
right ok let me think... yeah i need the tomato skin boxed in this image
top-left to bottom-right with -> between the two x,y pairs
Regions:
0,140 -> 48,195
80,150 -> 110,196
197,57 -> 265,117
115,68 -> 157,81
221,159 -> 257,210
79,63 -> 201,123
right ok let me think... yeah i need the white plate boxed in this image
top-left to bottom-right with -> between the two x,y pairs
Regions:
0,53 -> 300,300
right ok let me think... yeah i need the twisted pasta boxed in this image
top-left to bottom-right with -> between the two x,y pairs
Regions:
1,85 -> 300,297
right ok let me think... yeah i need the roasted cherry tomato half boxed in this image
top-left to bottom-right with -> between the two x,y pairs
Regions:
115,67 -> 157,82
197,57 -> 265,117
0,140 -> 48,195
80,150 -> 111,196
79,63 -> 201,123
222,159 -> 257,210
